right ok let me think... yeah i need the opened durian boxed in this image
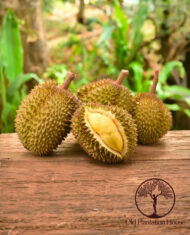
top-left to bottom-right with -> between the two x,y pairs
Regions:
76,70 -> 133,113
71,103 -> 137,163
15,72 -> 79,155
132,71 -> 172,145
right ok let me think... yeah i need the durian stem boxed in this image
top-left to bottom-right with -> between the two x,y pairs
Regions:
60,72 -> 75,90
115,70 -> 128,85
150,70 -> 159,94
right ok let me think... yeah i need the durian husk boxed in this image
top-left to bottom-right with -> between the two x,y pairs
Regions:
76,79 -> 133,113
76,79 -> 112,100
132,93 -> 172,144
71,103 -> 137,164
15,80 -> 79,155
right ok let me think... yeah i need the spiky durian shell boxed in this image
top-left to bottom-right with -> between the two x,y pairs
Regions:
132,93 -> 172,144
76,79 -> 133,113
15,80 -> 79,155
71,103 -> 137,164
76,79 -> 112,100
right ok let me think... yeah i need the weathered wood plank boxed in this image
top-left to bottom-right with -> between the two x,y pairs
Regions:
0,131 -> 190,234
0,131 -> 190,161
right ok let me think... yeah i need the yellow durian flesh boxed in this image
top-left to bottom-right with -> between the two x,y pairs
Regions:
71,104 -> 137,164
85,108 -> 127,158
87,111 -> 123,153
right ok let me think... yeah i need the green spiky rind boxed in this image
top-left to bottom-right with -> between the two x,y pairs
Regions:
15,80 -> 79,155
132,93 -> 172,144
76,78 -> 113,100
71,103 -> 137,164
77,81 -> 133,113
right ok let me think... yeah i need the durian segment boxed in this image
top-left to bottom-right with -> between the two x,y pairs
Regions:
85,108 -> 127,157
15,80 -> 79,155
71,104 -> 137,164
87,111 -> 123,154
132,93 -> 172,144
76,80 -> 133,113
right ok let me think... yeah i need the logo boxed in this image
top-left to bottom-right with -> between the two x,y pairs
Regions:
135,178 -> 175,218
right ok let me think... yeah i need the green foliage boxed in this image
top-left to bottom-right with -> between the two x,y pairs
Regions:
127,2 -> 148,64
54,0 -> 189,121
43,64 -> 68,84
158,61 -> 185,84
127,61 -> 190,118
42,0 -> 65,13
97,1 -> 148,70
52,34 -> 106,90
156,62 -> 189,109
43,63 -> 81,92
0,11 -> 42,133
96,1 -> 189,119
112,1 -> 129,68
128,62 -> 143,92
1,2 -> 190,132
44,27 -> 104,91
42,0 -> 55,13
0,10 -> 23,82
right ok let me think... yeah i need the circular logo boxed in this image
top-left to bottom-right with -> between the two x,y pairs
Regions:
135,178 -> 175,218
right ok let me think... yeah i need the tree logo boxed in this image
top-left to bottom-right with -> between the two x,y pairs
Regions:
135,178 -> 175,218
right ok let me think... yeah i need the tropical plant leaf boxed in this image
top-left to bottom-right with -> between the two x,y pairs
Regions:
184,109 -> 190,118
98,24 -> 114,46
1,102 -> 17,133
159,61 -> 185,84
0,10 -> 23,82
143,68 -> 152,92
112,1 -> 129,68
127,3 -> 148,64
129,61 -> 143,92
164,85 -> 190,96
166,103 -> 181,111
130,3 -> 148,46
113,1 -> 128,39
184,97 -> 190,106
0,55 -> 6,103
7,73 -> 43,100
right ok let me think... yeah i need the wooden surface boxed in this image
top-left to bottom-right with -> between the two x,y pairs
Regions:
0,131 -> 190,235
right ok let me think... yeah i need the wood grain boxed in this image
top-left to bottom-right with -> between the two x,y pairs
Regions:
0,131 -> 190,234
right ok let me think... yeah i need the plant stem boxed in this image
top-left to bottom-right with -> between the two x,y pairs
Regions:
115,69 -> 128,85
60,72 -> 75,90
0,59 -> 7,132
150,70 -> 159,94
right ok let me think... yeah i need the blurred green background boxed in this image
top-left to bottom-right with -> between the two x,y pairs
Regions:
0,0 -> 190,133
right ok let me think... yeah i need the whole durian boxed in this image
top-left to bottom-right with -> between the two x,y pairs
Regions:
76,70 -> 133,113
132,71 -> 172,145
71,103 -> 137,164
15,72 -> 79,155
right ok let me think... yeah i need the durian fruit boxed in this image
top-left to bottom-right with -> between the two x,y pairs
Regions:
15,72 -> 79,155
71,103 -> 137,164
76,70 -> 133,113
132,71 -> 172,145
